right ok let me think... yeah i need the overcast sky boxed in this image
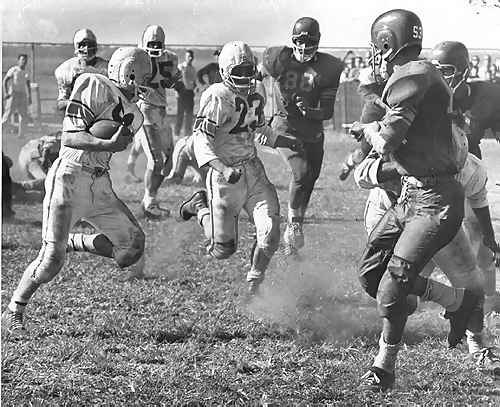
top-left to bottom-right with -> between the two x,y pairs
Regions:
3,0 -> 500,49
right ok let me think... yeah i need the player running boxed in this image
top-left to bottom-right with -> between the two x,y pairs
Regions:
179,41 -> 280,296
54,29 -> 108,114
352,10 -> 483,392
1,47 -> 152,338
126,25 -> 181,219
260,17 -> 344,257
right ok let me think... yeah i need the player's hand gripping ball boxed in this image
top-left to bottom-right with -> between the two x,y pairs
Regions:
89,120 -> 133,152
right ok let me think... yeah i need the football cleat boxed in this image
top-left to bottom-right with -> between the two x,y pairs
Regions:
142,201 -> 170,220
248,279 -> 263,297
444,289 -> 482,348
472,348 -> 500,377
359,366 -> 395,392
179,190 -> 208,221
283,222 -> 304,256
123,255 -> 146,280
1,309 -> 28,338
339,162 -> 354,181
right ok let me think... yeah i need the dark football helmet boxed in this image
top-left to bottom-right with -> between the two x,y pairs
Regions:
292,17 -> 320,63
431,41 -> 470,92
370,9 -> 423,82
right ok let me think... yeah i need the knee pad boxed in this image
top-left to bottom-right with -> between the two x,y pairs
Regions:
358,245 -> 392,299
209,239 -> 236,260
114,229 -> 145,268
31,241 -> 66,284
377,255 -> 415,318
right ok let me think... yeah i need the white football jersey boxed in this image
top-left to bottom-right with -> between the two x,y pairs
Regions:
139,50 -> 179,107
61,73 -> 144,169
193,82 -> 267,167
55,56 -> 108,103
456,153 -> 488,208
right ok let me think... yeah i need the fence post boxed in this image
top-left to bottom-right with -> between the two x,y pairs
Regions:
31,42 -> 36,81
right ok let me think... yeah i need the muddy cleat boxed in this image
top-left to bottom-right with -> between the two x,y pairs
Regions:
339,162 -> 354,181
179,190 -> 208,221
1,309 -> 28,338
359,366 -> 395,392
472,348 -> 500,377
248,279 -> 263,297
444,289 -> 482,348
164,173 -> 183,185
123,255 -> 146,280
283,222 -> 304,256
142,201 -> 170,219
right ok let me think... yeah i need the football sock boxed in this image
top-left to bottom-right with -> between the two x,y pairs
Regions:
466,330 -> 484,354
373,333 -> 400,374
8,299 -> 27,314
420,279 -> 465,312
67,233 -> 113,258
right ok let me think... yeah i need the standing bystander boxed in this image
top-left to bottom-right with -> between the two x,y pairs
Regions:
2,54 -> 32,138
175,50 -> 197,137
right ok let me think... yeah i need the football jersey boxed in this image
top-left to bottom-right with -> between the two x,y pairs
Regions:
456,153 -> 488,208
380,60 -> 460,177
55,56 -> 108,103
139,50 -> 179,107
462,81 -> 500,129
193,82 -> 267,167
262,46 -> 343,140
61,73 -> 144,169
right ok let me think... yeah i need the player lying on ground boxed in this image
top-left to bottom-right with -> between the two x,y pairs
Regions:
1,47 -> 152,338
260,17 -> 344,257
164,134 -> 207,185
179,41 -> 282,296
126,25 -> 182,219
355,149 -> 500,376
352,9 -> 482,392
15,132 -> 61,194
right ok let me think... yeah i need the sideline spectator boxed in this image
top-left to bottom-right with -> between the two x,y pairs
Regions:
197,49 -> 221,86
175,49 -> 197,138
2,54 -> 32,138
479,54 -> 496,81
469,55 -> 480,81
2,153 -> 15,219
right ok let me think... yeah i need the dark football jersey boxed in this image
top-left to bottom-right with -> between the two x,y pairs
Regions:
262,46 -> 343,141
380,60 -> 460,177
358,81 -> 386,124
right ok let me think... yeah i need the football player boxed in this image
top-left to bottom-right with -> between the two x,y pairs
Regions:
54,29 -> 108,113
126,25 -> 181,219
352,10 -> 482,392
260,17 -> 344,257
1,47 -> 152,337
431,40 -> 500,315
179,41 -> 280,295
16,132 -> 61,192
355,149 -> 500,376
165,134 -> 207,185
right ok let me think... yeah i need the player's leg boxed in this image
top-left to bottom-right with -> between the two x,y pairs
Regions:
19,160 -> 47,191
180,167 -> 245,260
126,129 -> 143,183
174,93 -> 185,138
2,160 -> 83,336
141,123 -> 170,219
278,141 -> 323,256
183,90 -> 194,139
2,94 -> 14,132
16,94 -> 29,138
244,159 -> 281,295
82,175 -> 146,278
363,180 -> 470,391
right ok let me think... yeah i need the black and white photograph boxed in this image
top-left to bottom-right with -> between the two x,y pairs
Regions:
2,0 -> 500,404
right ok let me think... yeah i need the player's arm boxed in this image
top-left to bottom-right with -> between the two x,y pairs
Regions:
196,65 -> 208,85
354,150 -> 401,189
295,86 -> 337,121
26,78 -> 32,105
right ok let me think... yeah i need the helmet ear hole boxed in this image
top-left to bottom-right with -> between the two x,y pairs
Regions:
130,73 -> 136,81
383,43 -> 389,50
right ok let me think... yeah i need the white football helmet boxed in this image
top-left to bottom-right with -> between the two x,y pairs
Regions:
218,41 -> 256,95
141,25 -> 166,57
108,47 -> 152,100
74,29 -> 98,62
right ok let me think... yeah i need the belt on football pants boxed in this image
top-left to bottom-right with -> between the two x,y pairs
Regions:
81,166 -> 108,177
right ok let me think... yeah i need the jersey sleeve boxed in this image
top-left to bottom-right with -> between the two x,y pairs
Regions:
464,157 -> 489,208
353,150 -> 383,190
193,89 -> 228,167
62,74 -> 112,132
262,46 -> 288,79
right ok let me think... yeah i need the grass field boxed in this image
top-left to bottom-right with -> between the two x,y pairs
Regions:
2,131 -> 500,405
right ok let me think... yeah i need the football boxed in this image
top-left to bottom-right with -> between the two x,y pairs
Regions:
88,119 -> 131,140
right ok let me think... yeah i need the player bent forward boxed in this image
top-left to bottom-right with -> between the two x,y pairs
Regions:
179,41 -> 280,295
1,47 -> 152,337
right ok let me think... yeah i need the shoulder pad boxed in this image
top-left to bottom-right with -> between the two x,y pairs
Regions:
54,57 -> 76,79
317,52 -> 344,81
262,46 -> 292,78
358,67 -> 377,86
72,73 -> 115,105
163,49 -> 179,62
383,60 -> 441,106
